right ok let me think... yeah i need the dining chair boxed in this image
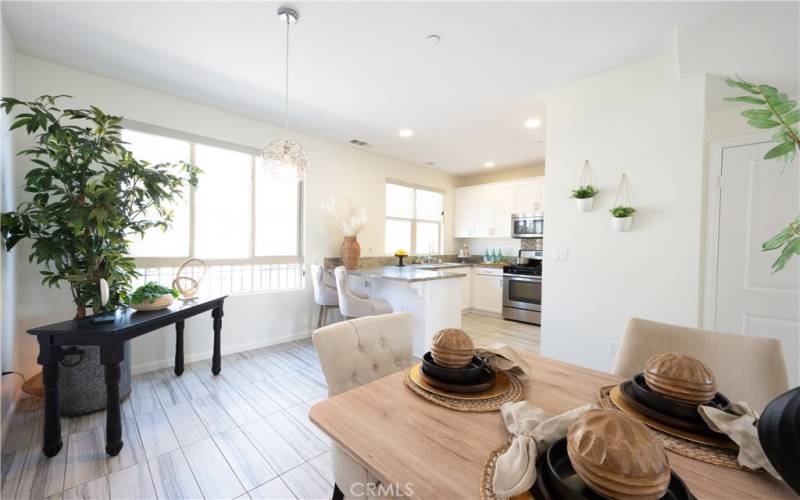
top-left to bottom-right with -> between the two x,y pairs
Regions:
311,264 -> 340,328
312,312 -> 414,500
333,266 -> 393,318
612,317 -> 789,411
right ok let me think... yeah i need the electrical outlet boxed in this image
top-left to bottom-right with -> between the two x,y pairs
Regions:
551,249 -> 569,262
608,341 -> 619,360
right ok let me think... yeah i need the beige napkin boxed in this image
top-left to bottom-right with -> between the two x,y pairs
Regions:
492,401 -> 594,498
698,402 -> 780,479
475,343 -> 533,376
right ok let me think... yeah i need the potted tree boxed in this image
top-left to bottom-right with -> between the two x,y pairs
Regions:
572,185 -> 598,212
1,95 -> 200,413
610,206 -> 636,231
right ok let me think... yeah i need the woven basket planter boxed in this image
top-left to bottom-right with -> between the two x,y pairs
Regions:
130,293 -> 174,312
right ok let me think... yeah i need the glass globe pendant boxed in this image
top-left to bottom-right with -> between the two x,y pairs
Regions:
262,6 -> 308,182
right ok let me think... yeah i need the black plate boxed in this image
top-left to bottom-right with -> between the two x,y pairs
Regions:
620,381 -> 718,435
421,352 -> 485,385
539,438 -> 695,500
631,373 -> 731,423
419,366 -> 495,393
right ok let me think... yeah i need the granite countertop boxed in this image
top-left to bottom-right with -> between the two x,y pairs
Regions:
347,265 -> 468,282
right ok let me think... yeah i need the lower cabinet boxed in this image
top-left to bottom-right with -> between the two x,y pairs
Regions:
470,268 -> 503,314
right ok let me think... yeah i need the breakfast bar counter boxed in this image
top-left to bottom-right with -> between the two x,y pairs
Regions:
347,265 -> 467,282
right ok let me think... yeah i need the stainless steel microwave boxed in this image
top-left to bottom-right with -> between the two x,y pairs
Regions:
511,213 -> 544,238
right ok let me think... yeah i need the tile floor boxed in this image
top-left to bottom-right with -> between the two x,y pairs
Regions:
1,313 -> 538,500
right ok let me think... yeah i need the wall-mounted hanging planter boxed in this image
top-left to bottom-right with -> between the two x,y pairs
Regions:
571,160 -> 598,212
610,173 -> 636,232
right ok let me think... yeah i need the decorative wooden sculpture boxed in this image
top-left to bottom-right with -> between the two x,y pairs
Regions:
644,353 -> 717,404
758,387 -> 800,495
172,258 -> 207,299
430,328 -> 474,368
567,409 -> 671,500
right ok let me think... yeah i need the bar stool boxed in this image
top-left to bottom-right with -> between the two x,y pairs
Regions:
333,266 -> 393,319
311,264 -> 339,328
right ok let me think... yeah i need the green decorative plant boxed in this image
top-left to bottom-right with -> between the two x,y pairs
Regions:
130,282 -> 179,305
724,77 -> 800,272
610,206 -> 636,218
571,185 -> 598,199
0,95 -> 200,318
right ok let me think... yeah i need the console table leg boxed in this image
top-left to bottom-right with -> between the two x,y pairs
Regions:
212,303 -> 223,375
174,320 -> 185,376
101,343 -> 124,456
38,342 -> 64,457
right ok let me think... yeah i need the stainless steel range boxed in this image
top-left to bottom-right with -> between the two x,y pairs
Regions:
502,250 -> 542,325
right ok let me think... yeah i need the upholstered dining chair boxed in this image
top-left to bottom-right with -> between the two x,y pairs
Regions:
333,266 -> 393,318
311,264 -> 340,328
612,317 -> 789,411
313,312 -> 414,500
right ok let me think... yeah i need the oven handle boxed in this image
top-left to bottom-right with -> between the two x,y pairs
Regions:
503,275 -> 542,282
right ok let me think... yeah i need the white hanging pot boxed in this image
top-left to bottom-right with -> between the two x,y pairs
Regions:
612,216 -> 633,232
576,197 -> 594,212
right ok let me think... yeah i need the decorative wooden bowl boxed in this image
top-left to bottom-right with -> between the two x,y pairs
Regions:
130,293 -> 174,312
430,328 -> 474,368
631,373 -> 731,423
567,409 -> 671,500
644,353 -> 716,405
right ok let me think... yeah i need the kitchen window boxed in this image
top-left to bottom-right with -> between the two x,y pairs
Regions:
123,124 -> 303,294
384,181 -> 444,255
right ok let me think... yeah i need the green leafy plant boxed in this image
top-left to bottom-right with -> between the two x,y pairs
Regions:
610,206 -> 636,218
724,77 -> 800,272
0,95 -> 200,318
571,185 -> 598,199
130,282 -> 179,304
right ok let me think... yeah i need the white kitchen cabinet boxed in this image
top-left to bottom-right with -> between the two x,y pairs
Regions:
472,188 -> 496,237
493,185 -> 515,237
454,189 -> 476,238
450,267 -> 472,311
454,177 -> 544,239
514,178 -> 545,213
471,267 -> 503,313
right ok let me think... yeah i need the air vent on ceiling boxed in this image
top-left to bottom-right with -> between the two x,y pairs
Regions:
349,139 -> 372,147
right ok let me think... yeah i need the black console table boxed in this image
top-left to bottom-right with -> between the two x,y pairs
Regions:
27,295 -> 227,458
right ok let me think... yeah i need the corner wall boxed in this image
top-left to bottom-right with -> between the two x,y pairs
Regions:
541,54 -> 706,372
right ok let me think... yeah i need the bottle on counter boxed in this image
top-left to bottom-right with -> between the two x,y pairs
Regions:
498,249 -> 504,262
490,248 -> 496,262
484,249 -> 490,263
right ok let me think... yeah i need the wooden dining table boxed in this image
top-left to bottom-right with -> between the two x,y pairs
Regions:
309,352 -> 794,499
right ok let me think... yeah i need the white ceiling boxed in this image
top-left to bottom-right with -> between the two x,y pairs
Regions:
4,1 -> 734,175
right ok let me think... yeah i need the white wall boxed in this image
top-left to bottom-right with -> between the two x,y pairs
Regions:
8,54 -> 456,375
0,11 -> 19,428
541,54 -> 706,372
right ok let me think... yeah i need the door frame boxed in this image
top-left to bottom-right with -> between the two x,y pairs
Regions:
702,132 -> 773,330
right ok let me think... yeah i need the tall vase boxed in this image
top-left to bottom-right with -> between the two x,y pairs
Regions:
341,236 -> 361,270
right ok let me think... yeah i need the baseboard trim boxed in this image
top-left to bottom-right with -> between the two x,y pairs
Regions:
131,329 -> 311,375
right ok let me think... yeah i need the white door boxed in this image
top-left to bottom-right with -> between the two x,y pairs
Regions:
714,140 -> 800,385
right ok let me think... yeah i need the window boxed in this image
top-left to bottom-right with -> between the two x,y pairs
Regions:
384,181 -> 444,254
122,125 -> 303,294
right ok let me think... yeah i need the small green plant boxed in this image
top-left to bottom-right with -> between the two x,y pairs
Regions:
130,282 -> 179,304
724,77 -> 800,272
610,206 -> 636,218
571,185 -> 598,199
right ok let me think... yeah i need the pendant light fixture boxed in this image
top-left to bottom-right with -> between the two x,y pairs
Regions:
261,6 -> 308,182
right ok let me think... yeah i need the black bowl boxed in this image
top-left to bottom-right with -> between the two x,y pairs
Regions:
542,438 -> 695,500
421,352 -> 485,385
632,373 -> 731,423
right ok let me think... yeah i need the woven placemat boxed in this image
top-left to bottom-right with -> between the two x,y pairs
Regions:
481,437 -> 518,500
403,368 -> 524,412
598,385 -> 743,469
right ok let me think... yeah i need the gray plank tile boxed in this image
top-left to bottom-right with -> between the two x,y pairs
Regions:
130,379 -> 161,416
147,449 -> 202,500
135,408 -> 179,459
152,377 -> 188,408
253,380 -> 301,410
108,462 -> 156,500
63,475 -> 110,500
240,418 -> 303,475
162,402 -> 208,446
1,447 -> 31,499
307,451 -> 334,486
285,404 -> 330,445
235,384 -> 282,417
15,443 -> 67,499
280,463 -> 331,500
183,438 -> 244,500
265,412 -> 328,460
64,426 -> 109,490
109,417 -> 147,473
3,399 -> 40,452
67,411 -> 106,435
232,357 -> 268,382
190,394 -> 237,435
173,372 -> 210,400
210,391 -> 260,426
213,427 -> 276,491
249,477 -> 296,500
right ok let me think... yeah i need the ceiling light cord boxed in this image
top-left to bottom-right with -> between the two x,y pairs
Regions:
284,16 -> 290,133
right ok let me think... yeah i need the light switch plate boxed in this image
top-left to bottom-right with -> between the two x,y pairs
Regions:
552,249 -> 569,262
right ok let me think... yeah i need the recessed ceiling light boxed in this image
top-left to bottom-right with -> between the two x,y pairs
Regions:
426,34 -> 441,45
484,161 -> 496,168
398,128 -> 414,138
524,117 -> 542,128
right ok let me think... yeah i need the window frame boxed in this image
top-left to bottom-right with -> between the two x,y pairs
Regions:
122,120 -> 304,267
384,179 -> 444,255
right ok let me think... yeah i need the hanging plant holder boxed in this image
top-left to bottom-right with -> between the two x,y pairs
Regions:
610,173 -> 636,232
572,160 -> 598,212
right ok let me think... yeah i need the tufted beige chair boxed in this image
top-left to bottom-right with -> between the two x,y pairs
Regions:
312,312 -> 414,500
612,317 -> 789,411
334,266 -> 393,319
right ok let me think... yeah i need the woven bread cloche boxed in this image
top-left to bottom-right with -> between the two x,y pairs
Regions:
644,353 -> 717,404
567,409 -> 671,500
430,328 -> 474,368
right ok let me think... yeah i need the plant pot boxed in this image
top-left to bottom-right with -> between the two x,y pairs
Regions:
612,216 -> 633,232
130,293 -> 174,312
341,236 -> 361,270
575,197 -> 594,212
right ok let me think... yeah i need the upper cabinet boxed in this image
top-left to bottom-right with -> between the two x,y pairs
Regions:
454,177 -> 544,239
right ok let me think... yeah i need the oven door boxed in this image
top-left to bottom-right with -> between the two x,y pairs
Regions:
511,217 -> 544,238
503,275 -> 542,311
